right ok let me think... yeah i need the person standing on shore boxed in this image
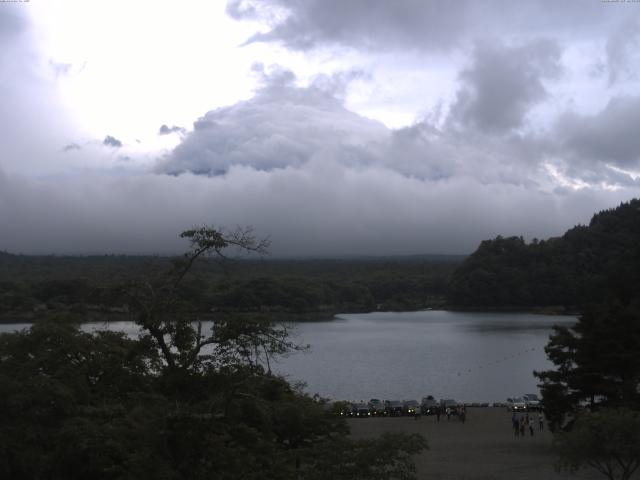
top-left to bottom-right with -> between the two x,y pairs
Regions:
538,414 -> 544,431
436,406 -> 441,422
512,414 -> 519,436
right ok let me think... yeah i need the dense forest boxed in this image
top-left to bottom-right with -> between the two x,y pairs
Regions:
0,228 -> 427,479
0,252 -> 461,322
447,199 -> 640,309
3,199 -> 639,320
2,199 -> 639,319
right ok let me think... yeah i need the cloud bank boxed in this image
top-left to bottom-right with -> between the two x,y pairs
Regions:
3,59 -> 639,256
1,160 -> 634,256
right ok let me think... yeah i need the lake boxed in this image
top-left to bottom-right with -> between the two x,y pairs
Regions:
274,310 -> 574,403
0,310 -> 574,403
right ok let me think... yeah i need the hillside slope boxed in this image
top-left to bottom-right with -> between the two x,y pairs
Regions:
447,199 -> 640,308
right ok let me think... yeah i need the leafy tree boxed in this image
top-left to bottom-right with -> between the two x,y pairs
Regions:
0,226 -> 427,479
447,198 -> 640,308
535,301 -> 640,431
555,408 -> 640,480
300,433 -> 427,480
121,227 -> 258,369
0,315 -> 160,480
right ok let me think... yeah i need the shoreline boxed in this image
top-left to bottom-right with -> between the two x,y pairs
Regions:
443,305 -> 580,316
0,305 -> 579,325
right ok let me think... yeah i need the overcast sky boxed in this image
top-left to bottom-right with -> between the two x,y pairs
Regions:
1,0 -> 640,256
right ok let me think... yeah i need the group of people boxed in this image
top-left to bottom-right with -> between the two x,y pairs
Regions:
512,412 -> 543,436
432,405 -> 467,423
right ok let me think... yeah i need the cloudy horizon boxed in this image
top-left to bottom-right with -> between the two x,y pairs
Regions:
1,1 -> 640,256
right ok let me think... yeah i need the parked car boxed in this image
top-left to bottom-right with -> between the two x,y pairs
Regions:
420,396 -> 438,415
352,402 -> 371,418
328,401 -> 354,416
506,397 -> 527,412
384,400 -> 404,416
440,398 -> 459,415
522,393 -> 541,410
403,400 -> 420,415
368,398 -> 385,416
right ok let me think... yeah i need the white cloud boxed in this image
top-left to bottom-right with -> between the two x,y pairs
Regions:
157,67 -> 389,176
158,61 -> 560,189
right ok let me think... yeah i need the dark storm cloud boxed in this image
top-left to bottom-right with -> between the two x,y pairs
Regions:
447,40 -> 562,134
385,122 -> 547,186
228,0 -> 616,52
237,0 -> 471,51
159,124 -> 186,135
62,143 -> 81,152
103,135 -> 123,148
556,95 -> 640,169
1,162 -> 636,256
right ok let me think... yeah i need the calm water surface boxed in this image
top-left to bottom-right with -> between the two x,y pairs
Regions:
0,310 -> 574,403
275,310 -> 575,403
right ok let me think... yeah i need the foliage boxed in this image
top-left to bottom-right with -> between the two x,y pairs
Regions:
0,227 -> 426,479
554,408 -> 640,480
0,316 -> 161,480
121,226 -> 276,372
0,250 -> 460,320
300,433 -> 427,480
535,301 -> 640,431
448,198 -> 640,307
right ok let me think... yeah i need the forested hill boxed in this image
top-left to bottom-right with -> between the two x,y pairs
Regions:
447,199 -> 640,308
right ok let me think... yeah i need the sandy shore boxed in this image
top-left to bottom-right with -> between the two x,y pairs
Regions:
348,408 -> 601,480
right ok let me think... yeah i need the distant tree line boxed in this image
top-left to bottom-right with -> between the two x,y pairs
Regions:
3,199 -> 639,316
0,254 -> 459,321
